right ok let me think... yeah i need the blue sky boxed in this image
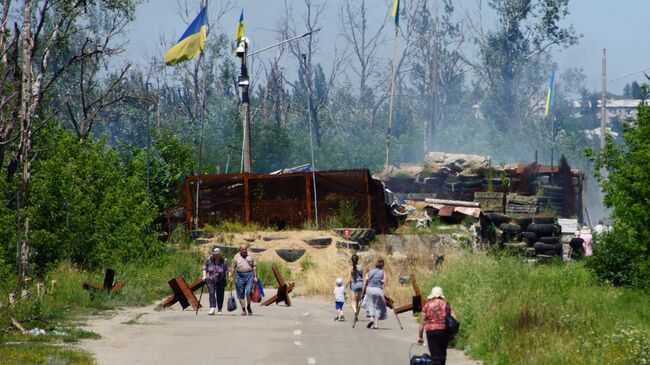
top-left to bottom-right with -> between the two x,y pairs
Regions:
123,0 -> 650,94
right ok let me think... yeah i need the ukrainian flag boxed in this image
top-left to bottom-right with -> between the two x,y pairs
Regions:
392,0 -> 400,33
235,9 -> 244,43
544,66 -> 555,116
164,6 -> 208,66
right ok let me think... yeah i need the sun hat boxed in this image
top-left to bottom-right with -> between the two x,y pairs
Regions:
336,277 -> 343,285
211,247 -> 221,254
427,286 -> 445,300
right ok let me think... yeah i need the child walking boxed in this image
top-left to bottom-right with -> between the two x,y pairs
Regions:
334,277 -> 346,321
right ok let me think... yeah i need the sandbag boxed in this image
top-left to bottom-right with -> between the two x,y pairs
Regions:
533,217 -> 556,224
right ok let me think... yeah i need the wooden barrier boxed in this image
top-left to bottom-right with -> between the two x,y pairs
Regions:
261,265 -> 295,306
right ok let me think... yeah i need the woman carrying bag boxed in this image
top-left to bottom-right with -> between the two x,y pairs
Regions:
417,286 -> 458,365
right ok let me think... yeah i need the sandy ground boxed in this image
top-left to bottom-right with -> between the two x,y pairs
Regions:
79,292 -> 481,365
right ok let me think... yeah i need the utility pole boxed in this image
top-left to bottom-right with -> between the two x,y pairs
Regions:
237,37 -> 251,173
302,53 -> 319,229
600,48 -> 607,150
145,83 -> 151,201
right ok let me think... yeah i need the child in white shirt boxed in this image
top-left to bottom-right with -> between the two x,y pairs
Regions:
334,277 -> 346,321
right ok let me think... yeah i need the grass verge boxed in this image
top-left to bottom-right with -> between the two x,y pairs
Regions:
420,251 -> 650,365
0,249 -> 204,363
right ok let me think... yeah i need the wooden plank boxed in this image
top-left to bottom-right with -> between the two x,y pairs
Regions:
157,278 -> 204,310
305,175 -> 312,224
177,276 -> 200,311
424,198 -> 480,207
272,265 -> 286,287
261,282 -> 295,306
103,268 -> 115,290
244,174 -> 250,224
167,278 -> 190,310
394,303 -> 413,315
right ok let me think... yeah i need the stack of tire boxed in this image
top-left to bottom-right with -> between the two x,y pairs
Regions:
441,175 -> 462,199
459,175 -> 482,200
522,216 -> 562,257
537,185 -> 564,216
485,213 -> 561,258
423,173 -> 444,188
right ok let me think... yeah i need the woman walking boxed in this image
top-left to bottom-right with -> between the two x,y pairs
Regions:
418,287 -> 457,365
345,254 -> 364,320
202,247 -> 230,315
364,258 -> 388,329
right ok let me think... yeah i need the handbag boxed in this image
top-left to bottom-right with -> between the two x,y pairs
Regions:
251,282 -> 262,303
445,303 -> 460,337
227,285 -> 237,312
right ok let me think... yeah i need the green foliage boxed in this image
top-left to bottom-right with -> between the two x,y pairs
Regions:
587,87 -> 650,287
255,260 -> 292,287
0,250 -> 203,363
421,251 -> 650,364
28,124 -> 162,272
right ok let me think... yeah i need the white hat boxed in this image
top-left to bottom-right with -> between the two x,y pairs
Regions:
427,286 -> 445,300
574,231 -> 581,236
336,277 -> 343,285
211,247 -> 221,254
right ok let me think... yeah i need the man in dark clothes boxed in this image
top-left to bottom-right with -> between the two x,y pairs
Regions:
569,231 -> 585,259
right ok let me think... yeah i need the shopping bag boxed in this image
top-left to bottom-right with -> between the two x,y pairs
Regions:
257,279 -> 265,297
251,283 -> 262,303
227,290 -> 237,312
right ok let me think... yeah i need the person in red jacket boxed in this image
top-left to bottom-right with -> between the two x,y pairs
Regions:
418,287 -> 457,365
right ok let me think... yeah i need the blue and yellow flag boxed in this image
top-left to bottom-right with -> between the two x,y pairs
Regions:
544,66 -> 555,116
235,9 -> 244,43
164,6 -> 208,66
392,0 -> 400,33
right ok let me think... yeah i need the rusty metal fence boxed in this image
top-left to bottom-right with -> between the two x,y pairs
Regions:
181,169 -> 391,233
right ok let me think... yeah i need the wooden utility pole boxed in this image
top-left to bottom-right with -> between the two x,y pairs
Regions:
600,48 -> 606,149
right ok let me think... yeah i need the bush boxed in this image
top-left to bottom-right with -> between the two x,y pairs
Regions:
588,88 -> 650,287
420,251 -> 650,364
586,229 -> 648,287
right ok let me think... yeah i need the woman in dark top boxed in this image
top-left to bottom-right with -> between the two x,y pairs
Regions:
202,247 -> 229,315
345,254 -> 364,321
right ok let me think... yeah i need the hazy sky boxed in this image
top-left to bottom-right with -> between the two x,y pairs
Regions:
123,0 -> 650,94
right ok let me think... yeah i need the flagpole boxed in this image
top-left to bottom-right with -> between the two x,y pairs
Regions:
195,0 -> 208,229
384,29 -> 399,173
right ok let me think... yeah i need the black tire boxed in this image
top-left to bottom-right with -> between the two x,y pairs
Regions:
521,231 -> 538,242
486,213 -> 512,226
539,236 -> 559,244
533,217 -> 556,224
513,217 -> 533,228
499,223 -> 522,232
461,180 -> 482,189
533,242 -> 562,254
527,223 -> 558,235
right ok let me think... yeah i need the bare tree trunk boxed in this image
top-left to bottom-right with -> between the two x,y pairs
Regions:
18,0 -> 34,284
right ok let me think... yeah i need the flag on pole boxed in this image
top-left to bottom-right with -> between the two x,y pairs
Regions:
544,66 -> 555,116
235,9 -> 245,42
164,6 -> 208,66
392,0 -> 400,33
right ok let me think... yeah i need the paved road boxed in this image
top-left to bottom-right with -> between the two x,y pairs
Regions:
81,293 -> 480,365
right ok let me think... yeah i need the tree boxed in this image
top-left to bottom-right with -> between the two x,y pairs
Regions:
468,0 -> 578,134
10,0 -> 138,285
587,84 -> 650,287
